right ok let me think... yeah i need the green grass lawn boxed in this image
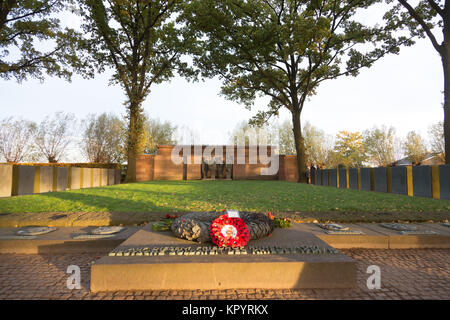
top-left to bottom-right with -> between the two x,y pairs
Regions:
0,180 -> 449,218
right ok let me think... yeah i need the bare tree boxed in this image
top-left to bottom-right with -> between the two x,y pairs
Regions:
80,113 -> 125,163
0,117 -> 36,162
428,121 -> 445,161
142,115 -> 177,155
303,122 -> 333,167
276,120 -> 296,156
34,112 -> 75,163
363,126 -> 400,167
404,130 -> 428,164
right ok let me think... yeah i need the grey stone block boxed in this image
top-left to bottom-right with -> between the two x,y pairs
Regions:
115,169 -> 121,184
390,166 -> 407,195
82,168 -> 92,188
100,168 -> 108,186
39,166 -> 53,193
70,167 -> 81,190
310,169 -> 316,185
413,166 -> 432,198
17,166 -> 35,195
316,170 -> 322,185
348,168 -> 358,190
373,167 -> 387,193
92,168 -> 101,187
56,167 -> 68,191
108,169 -> 115,186
322,170 -> 329,186
338,168 -> 347,189
329,169 -> 337,187
359,168 -> 372,191
439,165 -> 450,200
0,164 -> 13,197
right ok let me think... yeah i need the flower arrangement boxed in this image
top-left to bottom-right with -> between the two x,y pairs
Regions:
209,214 -> 250,248
273,217 -> 292,228
268,211 -> 292,228
152,214 -> 178,231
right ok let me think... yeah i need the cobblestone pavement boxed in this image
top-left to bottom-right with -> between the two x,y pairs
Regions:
0,249 -> 449,300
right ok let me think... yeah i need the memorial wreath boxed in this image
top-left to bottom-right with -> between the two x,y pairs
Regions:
209,214 -> 250,247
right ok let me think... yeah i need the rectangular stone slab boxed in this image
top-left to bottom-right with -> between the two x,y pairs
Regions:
373,167 -> 387,193
359,168 -> 372,191
0,164 -> 13,197
0,227 -> 140,254
439,165 -> 450,200
348,168 -> 358,190
359,223 -> 450,249
339,168 -> 347,189
17,165 -> 35,195
90,223 -> 356,291
39,166 -> 53,193
56,167 -> 68,191
390,166 -> 407,195
298,223 -> 389,249
412,166 -> 432,198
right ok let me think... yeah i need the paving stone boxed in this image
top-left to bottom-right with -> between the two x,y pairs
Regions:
0,249 -> 448,300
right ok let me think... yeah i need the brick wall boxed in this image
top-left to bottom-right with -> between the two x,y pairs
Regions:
278,155 -> 298,182
136,154 -> 154,182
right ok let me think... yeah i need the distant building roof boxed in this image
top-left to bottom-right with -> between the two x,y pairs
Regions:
391,153 -> 444,166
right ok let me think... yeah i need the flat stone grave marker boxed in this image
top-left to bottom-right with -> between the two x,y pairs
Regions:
316,223 -> 364,235
16,226 -> 57,236
0,235 -> 37,240
71,226 -> 127,239
72,234 -> 117,240
90,226 -> 126,235
379,223 -> 438,235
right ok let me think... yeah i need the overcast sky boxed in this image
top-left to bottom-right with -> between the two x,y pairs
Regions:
0,5 -> 444,162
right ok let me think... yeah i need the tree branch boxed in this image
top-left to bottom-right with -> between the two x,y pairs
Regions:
397,0 -> 442,53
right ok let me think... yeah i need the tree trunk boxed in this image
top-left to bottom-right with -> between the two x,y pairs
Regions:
125,100 -> 140,182
291,110 -> 307,183
443,27 -> 450,164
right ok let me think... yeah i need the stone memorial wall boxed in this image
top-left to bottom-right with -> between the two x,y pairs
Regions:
373,167 -> 388,193
348,168 -> 358,189
338,168 -> 347,189
0,164 -> 121,197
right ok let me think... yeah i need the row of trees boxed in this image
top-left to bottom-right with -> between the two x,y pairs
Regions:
1,0 -> 448,182
0,113 -> 177,164
230,120 -> 445,168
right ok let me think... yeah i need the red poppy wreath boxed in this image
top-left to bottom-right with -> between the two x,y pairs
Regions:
209,214 -> 250,247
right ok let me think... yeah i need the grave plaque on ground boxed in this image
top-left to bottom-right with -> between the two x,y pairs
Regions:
316,223 -> 363,235
16,226 -> 57,236
91,226 -> 126,235
379,223 -> 437,235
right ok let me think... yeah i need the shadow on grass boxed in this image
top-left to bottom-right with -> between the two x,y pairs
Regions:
39,190 -> 182,213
